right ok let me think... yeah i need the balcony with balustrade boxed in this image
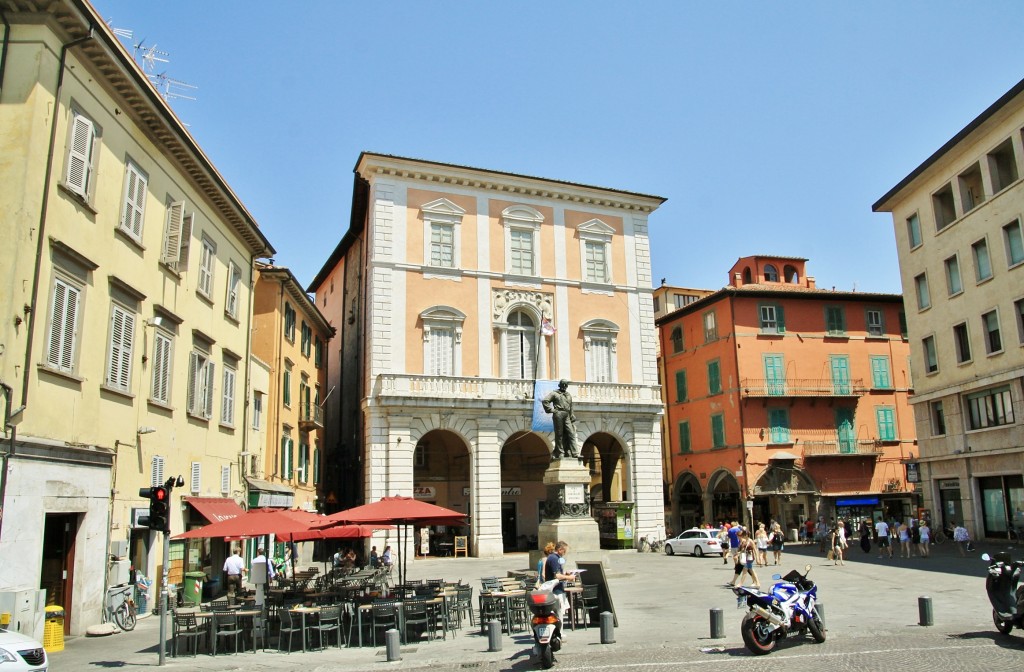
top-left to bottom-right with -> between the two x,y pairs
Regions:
299,401 -> 323,430
740,378 -> 867,398
801,439 -> 884,458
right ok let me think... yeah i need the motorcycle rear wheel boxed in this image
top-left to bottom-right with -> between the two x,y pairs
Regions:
993,609 -> 1014,635
540,643 -> 554,669
807,607 -> 826,642
741,613 -> 777,655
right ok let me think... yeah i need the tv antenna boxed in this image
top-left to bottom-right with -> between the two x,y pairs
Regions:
133,39 -> 170,73
149,73 -> 198,103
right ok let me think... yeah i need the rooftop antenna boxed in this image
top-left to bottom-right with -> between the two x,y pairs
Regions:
106,20 -> 133,43
134,40 -> 170,73
149,73 -> 198,103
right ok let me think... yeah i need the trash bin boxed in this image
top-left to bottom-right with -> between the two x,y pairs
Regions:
43,606 -> 64,653
790,528 -> 800,543
183,572 -> 205,607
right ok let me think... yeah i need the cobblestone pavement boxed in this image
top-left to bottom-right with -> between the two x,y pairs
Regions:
51,538 -> 1024,671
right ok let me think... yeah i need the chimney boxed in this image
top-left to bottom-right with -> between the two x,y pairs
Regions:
807,276 -> 816,289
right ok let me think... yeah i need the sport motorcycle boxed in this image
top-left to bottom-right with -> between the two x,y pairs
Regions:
732,563 -> 825,655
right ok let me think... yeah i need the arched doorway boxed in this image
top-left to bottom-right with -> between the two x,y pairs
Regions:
709,470 -> 742,524
499,431 -> 549,551
581,433 -> 627,503
673,472 -> 703,532
753,462 -> 818,532
413,429 -> 470,555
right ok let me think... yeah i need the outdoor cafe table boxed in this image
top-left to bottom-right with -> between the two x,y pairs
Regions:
182,608 -> 263,655
478,589 -> 525,634
288,606 -> 322,653
349,596 -> 447,648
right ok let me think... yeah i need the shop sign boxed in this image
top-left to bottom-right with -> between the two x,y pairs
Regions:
938,479 -> 960,490
462,486 -> 521,496
905,463 -> 920,484
256,492 -> 293,508
413,486 -> 436,499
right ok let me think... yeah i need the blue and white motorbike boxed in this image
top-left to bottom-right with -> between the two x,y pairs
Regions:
732,563 -> 825,655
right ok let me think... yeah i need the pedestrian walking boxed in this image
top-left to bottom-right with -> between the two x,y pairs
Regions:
727,521 -> 741,565
769,522 -> 785,565
953,522 -> 972,556
859,519 -> 872,554
918,521 -> 931,558
830,521 -> 847,565
898,522 -> 912,558
754,524 -> 769,566
717,526 -> 731,565
875,517 -> 893,559
910,520 -> 921,556
728,529 -> 760,590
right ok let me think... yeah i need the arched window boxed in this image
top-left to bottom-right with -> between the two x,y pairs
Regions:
504,310 -> 537,379
763,264 -> 779,282
742,267 -> 752,285
783,265 -> 799,283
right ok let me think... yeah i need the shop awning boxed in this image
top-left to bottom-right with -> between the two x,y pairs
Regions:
246,477 -> 295,508
184,497 -> 245,523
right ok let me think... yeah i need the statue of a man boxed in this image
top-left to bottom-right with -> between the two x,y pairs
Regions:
542,379 -> 579,460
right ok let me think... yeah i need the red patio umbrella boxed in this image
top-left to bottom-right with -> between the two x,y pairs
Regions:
325,496 -> 466,583
173,507 -> 324,540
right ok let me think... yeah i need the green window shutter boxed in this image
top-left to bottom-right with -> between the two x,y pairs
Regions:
287,438 -> 294,479
711,414 -> 725,448
768,409 -> 790,443
877,407 -> 896,441
313,446 -> 320,484
871,356 -> 891,389
280,436 -> 288,478
707,360 -> 721,395
675,370 -> 688,402
283,370 -> 291,406
776,305 -> 786,333
678,421 -> 690,453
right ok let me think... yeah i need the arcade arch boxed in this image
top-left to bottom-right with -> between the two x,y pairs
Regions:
498,431 -> 549,551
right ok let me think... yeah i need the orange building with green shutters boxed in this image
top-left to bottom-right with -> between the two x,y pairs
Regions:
657,256 -> 915,534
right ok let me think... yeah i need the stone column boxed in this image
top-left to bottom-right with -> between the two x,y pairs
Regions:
473,418 -> 504,558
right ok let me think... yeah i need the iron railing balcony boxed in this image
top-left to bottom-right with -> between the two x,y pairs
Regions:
299,402 -> 323,430
740,378 -> 866,398
801,439 -> 883,457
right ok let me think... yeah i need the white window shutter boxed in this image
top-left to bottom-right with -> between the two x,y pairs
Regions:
221,366 -> 235,425
48,279 -> 79,372
591,337 -> 611,382
522,330 -> 536,379
178,214 -> 193,270
203,360 -> 215,419
505,329 -> 522,378
66,112 -> 94,196
430,327 -> 453,376
151,332 -> 171,403
186,351 -> 199,413
161,202 -> 184,265
151,455 -> 165,487
106,305 -> 135,391
190,462 -> 201,494
220,465 -> 231,494
121,163 -> 147,238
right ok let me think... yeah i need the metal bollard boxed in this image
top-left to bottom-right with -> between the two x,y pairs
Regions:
600,611 -> 615,644
918,596 -> 933,626
385,629 -> 401,661
710,608 -> 724,639
487,620 -> 502,651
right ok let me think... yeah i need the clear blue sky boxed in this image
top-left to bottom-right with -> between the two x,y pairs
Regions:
94,1 -> 1024,294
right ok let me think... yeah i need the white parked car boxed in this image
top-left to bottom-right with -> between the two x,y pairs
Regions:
665,528 -> 724,557
0,628 -> 47,671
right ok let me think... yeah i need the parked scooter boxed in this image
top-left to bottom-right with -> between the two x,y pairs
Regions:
982,552 -> 1024,636
732,563 -> 825,655
528,583 -> 563,669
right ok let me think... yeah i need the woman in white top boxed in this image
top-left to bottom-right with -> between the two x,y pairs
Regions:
918,522 -> 931,558
754,524 -> 769,566
830,521 -> 848,566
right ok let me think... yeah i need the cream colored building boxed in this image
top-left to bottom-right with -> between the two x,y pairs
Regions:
0,1 -> 273,634
310,153 -> 666,559
874,77 -> 1024,540
250,263 -> 333,514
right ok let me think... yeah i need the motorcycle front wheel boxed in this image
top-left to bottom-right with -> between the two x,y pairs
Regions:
807,607 -> 826,642
993,609 -> 1014,635
741,613 -> 777,655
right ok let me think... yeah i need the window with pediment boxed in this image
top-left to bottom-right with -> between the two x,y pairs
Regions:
578,219 -> 615,285
421,306 -> 466,376
502,205 -> 544,277
421,198 -> 465,271
582,319 -> 619,383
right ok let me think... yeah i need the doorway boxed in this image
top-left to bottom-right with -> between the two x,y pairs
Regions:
501,502 -> 518,551
41,513 -> 79,634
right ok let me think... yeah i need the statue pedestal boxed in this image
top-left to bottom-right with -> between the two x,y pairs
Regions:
536,460 -> 600,555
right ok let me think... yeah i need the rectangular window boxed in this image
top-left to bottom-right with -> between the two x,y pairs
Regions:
768,408 -> 790,444
677,421 -> 691,454
870,356 -> 892,389
284,303 -> 296,341
707,359 -> 722,395
46,276 -> 82,373
313,445 -> 321,485
988,138 -> 1018,193
65,109 -> 97,199
973,238 -> 993,282
119,161 -> 148,241
922,335 -> 938,374
825,305 -> 846,336
252,391 -> 263,430
953,322 -> 972,363
225,261 -> 241,319
584,240 -> 609,283
710,414 -> 725,448
301,321 -> 312,357
1004,219 -> 1024,267
221,465 -> 231,495
150,330 -> 173,404
1016,298 -> 1024,345
198,236 -> 216,298
670,327 -> 684,353
186,349 -> 215,419
763,353 -> 785,396
966,385 -> 1015,430
944,255 -> 963,296
866,309 -> 884,336
221,363 -> 236,426
428,326 -> 454,376
105,303 -> 136,392
652,296 -> 660,312
190,462 -> 201,494
298,437 -> 309,484
830,355 -> 851,395
510,228 -> 535,275
150,455 -> 165,487
933,183 -> 957,231
898,311 -> 908,340
674,369 -> 688,402
914,273 -> 931,310
906,212 -> 922,249
314,337 -> 324,369
430,222 -> 454,267
931,400 -> 946,436
876,406 -> 897,441
283,364 -> 292,407
281,432 -> 294,480
160,202 -> 190,271
703,310 -> 717,342
958,162 -> 986,213
982,310 -> 1002,354
759,303 -> 785,333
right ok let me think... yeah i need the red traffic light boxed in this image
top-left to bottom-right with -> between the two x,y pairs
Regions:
153,487 -> 167,501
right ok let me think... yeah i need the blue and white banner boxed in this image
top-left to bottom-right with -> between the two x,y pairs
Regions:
531,380 -> 558,432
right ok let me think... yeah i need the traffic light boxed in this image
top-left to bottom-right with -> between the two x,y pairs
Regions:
138,486 -> 170,532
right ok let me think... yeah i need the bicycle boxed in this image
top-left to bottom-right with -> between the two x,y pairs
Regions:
105,584 -> 137,631
637,535 -> 665,553
931,528 -> 947,545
